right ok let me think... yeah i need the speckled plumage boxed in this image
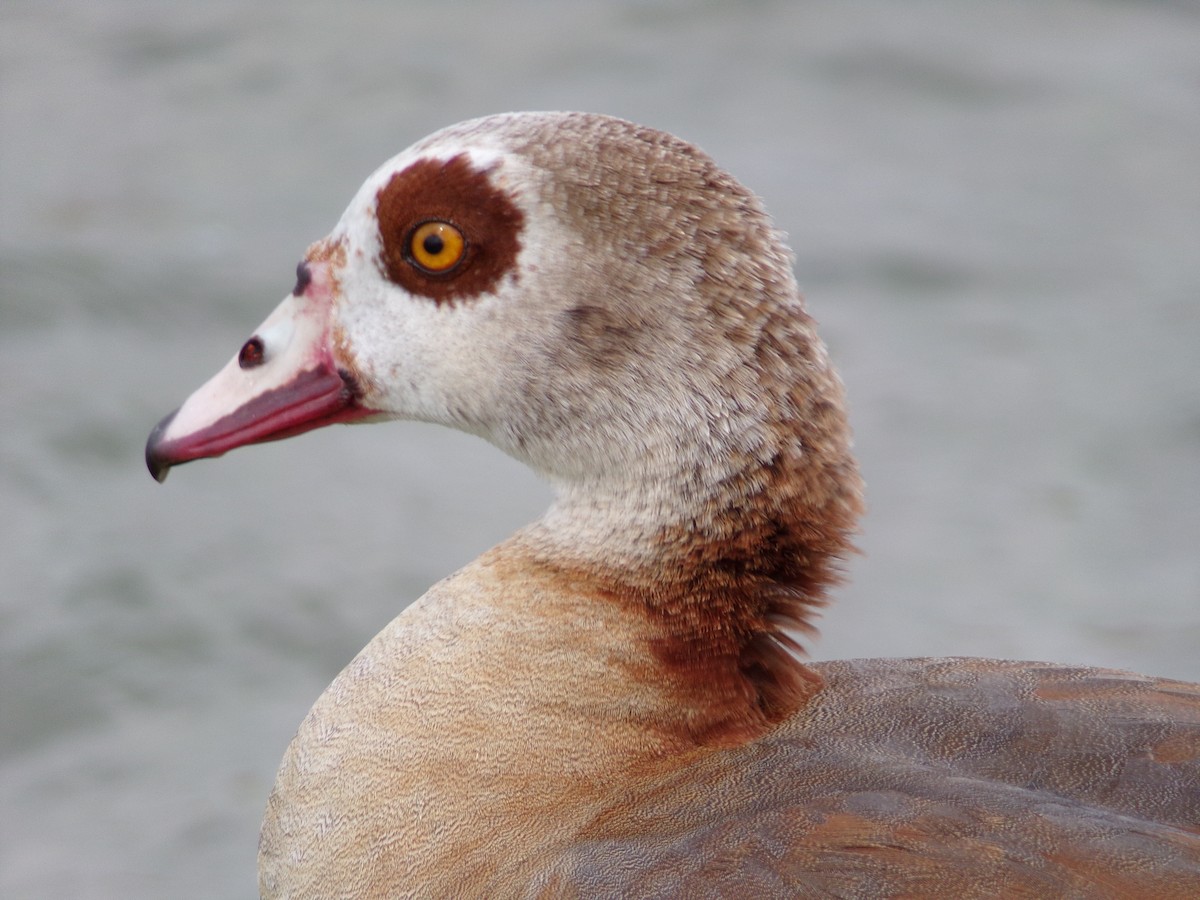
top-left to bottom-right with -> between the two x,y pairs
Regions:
146,113 -> 1200,899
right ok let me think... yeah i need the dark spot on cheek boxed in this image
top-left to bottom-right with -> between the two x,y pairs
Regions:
560,304 -> 639,372
293,261 -> 313,296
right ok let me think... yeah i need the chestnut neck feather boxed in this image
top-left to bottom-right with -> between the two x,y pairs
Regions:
508,118 -> 863,748
522,312 -> 864,749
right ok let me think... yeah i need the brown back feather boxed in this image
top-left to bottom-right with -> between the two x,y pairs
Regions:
540,658 -> 1200,897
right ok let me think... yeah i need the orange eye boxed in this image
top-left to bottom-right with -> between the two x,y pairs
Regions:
408,221 -> 466,274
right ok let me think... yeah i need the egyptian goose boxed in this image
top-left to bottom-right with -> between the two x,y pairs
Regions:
146,112 -> 1200,898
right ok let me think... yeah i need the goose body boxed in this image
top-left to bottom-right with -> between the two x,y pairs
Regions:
146,112 -> 1200,898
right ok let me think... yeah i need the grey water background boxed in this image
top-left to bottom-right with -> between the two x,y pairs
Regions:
2,0 -> 1199,896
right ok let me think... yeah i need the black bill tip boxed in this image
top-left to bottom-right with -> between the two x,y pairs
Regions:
145,407 -> 180,483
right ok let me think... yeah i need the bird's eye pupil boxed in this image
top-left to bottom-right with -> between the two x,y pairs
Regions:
408,221 -> 466,274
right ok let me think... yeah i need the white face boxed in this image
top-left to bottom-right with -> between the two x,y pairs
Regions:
146,116 -> 638,484
146,111 -> 801,495
323,135 -> 564,446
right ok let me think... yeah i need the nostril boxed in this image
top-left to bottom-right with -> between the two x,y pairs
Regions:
293,261 -> 313,296
238,336 -> 266,369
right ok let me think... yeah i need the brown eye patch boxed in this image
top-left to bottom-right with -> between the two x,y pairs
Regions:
375,154 -> 525,304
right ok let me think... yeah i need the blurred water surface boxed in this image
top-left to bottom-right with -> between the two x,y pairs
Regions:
2,1 -> 1199,897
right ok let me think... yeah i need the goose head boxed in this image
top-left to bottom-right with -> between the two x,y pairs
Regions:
146,112 -> 864,734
